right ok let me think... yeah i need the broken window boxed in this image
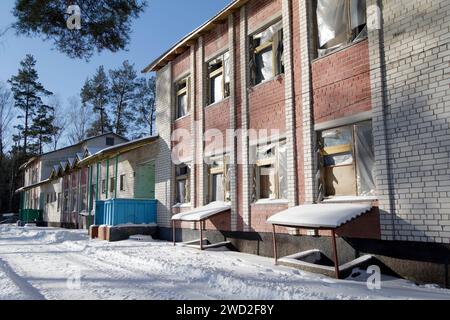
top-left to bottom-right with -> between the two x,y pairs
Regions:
208,52 -> 230,105
207,154 -> 231,203
318,121 -> 375,198
175,164 -> 190,204
316,0 -> 367,57
252,140 -> 288,201
175,77 -> 190,119
249,20 -> 284,86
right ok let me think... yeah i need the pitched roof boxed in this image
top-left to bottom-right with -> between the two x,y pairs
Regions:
78,135 -> 159,166
142,0 -> 247,73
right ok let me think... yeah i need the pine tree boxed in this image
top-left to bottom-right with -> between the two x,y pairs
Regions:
110,60 -> 139,137
29,104 -> 57,154
8,54 -> 52,155
81,66 -> 111,137
11,0 -> 147,60
133,76 -> 156,137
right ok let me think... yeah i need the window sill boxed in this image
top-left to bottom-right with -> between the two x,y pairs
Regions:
248,74 -> 284,91
172,203 -> 192,209
205,97 -> 230,109
312,37 -> 368,63
321,195 -> 378,204
252,199 -> 289,206
174,114 -> 190,122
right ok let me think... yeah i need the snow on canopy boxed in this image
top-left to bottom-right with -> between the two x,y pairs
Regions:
267,203 -> 372,229
171,201 -> 231,222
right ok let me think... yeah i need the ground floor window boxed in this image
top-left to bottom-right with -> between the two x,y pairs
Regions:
175,164 -> 190,204
252,140 -> 288,201
318,120 -> 375,198
206,154 -> 230,203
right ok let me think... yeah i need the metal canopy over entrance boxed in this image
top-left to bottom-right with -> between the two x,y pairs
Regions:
267,203 -> 373,278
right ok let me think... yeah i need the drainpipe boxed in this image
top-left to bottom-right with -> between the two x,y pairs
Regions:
114,155 -> 119,199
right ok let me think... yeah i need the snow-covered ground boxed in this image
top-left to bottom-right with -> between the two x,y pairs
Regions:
0,225 -> 449,300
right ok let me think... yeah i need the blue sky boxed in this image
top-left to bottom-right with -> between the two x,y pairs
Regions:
0,0 -> 230,118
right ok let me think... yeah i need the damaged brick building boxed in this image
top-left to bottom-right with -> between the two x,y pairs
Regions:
145,0 -> 450,287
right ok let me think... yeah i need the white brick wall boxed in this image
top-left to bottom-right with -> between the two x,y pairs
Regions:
155,63 -> 174,228
369,0 -> 450,243
282,0 -> 298,208
299,0 -> 316,204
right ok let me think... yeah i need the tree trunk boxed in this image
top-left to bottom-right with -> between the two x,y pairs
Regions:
115,95 -> 124,135
100,104 -> 105,134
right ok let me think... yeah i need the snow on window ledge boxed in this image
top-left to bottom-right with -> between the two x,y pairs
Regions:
172,203 -> 192,208
253,199 -> 290,205
321,195 -> 378,204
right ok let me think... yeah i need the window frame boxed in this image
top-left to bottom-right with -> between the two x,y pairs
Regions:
175,76 -> 190,119
206,154 -> 231,203
175,164 -> 190,204
318,121 -> 375,199
315,0 -> 368,57
207,52 -> 230,105
252,140 -> 287,202
250,20 -> 284,86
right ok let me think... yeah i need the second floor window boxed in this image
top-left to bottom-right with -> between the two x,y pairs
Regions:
175,77 -> 190,119
207,52 -> 230,105
316,0 -> 367,57
249,20 -> 284,86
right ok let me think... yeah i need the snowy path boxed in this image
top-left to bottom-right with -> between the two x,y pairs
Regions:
0,225 -> 449,300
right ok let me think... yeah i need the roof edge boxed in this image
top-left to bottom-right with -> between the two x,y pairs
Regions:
142,0 -> 246,73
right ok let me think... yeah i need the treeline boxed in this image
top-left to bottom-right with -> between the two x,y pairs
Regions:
0,55 -> 156,213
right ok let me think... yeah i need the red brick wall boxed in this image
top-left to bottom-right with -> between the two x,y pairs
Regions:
248,77 -> 286,133
312,40 -> 372,124
204,100 -> 230,143
204,21 -> 229,58
172,115 -> 191,159
172,49 -> 190,80
250,203 -> 288,233
247,0 -> 282,27
204,210 -> 231,231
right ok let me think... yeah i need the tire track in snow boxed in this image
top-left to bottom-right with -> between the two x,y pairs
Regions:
52,243 -> 189,300
0,257 -> 46,300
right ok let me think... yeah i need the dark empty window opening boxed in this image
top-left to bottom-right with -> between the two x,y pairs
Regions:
106,137 -> 115,146
316,0 -> 367,57
249,20 -> 284,86
120,174 -> 125,191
